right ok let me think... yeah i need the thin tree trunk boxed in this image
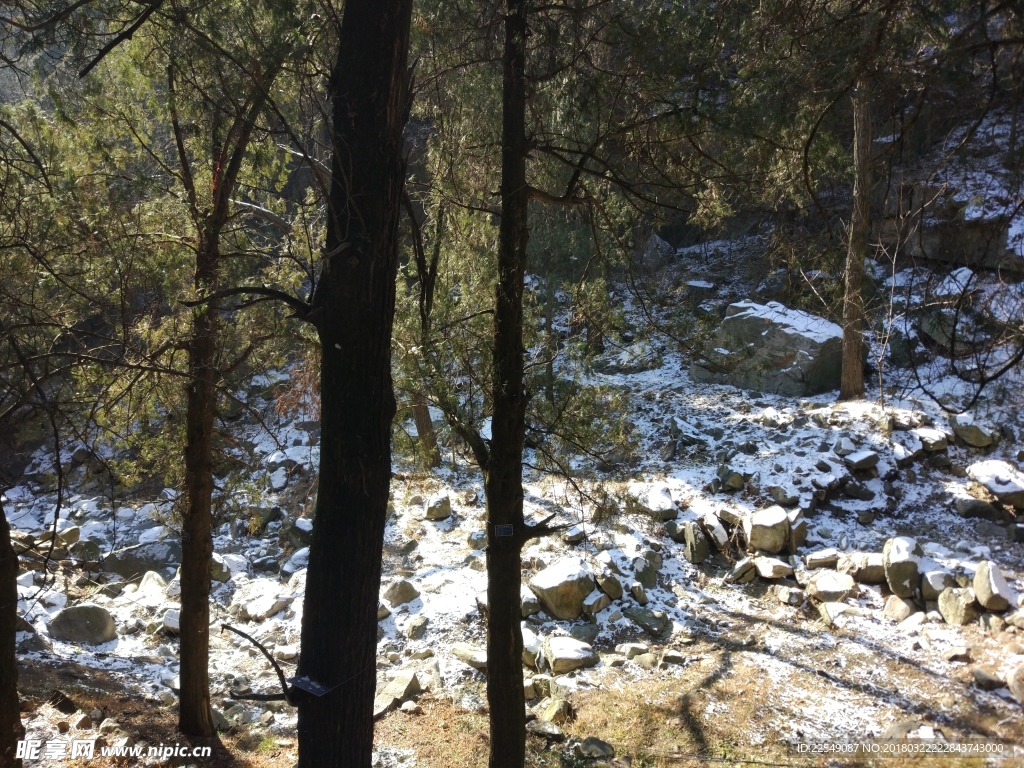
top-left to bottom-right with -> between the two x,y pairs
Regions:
296,1 -> 412,765
841,75 -> 872,401
412,392 -> 440,468
0,499 -> 24,768
544,272 -> 555,406
178,234 -> 218,737
485,1 -> 530,766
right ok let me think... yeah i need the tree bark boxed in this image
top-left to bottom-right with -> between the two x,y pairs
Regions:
841,75 -> 872,401
178,230 -> 218,737
0,499 -> 24,768
484,1 -> 530,766
295,1 -> 412,766
412,392 -> 440,468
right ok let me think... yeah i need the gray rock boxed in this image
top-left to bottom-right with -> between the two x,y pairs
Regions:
804,548 -> 840,570
623,606 -> 669,636
582,589 -> 612,617
47,604 -> 117,645
773,585 -> 804,605
717,465 -> 746,492
405,616 -> 428,640
806,571 -> 855,603
950,414 -> 1000,449
725,557 -> 757,584
938,587 -> 979,625
539,698 -> 572,725
844,450 -> 880,471
1008,665 -> 1024,705
632,652 -> 659,669
954,498 -> 1002,521
452,643 -> 487,670
575,737 -> 615,759
837,552 -> 886,584
973,561 -> 1013,611
967,460 -> 1024,508
628,483 -> 677,521
629,581 -> 649,605
374,672 -> 421,718
422,492 -> 452,521
663,520 -> 686,543
614,642 -> 649,659
522,624 -> 542,668
383,579 -> 420,607
162,608 -> 180,633
883,595 -> 917,622
972,665 -> 1003,691
103,542 -> 182,579
569,623 -> 600,644
754,556 -> 793,579
210,553 -> 231,583
544,637 -> 598,674
883,537 -> 923,597
743,506 -> 790,554
700,513 -> 730,550
690,301 -> 846,396
767,485 -> 799,507
914,428 -> 948,452
921,568 -> 955,600
528,558 -> 596,620
632,557 -> 657,589
683,522 -> 709,564
596,571 -> 623,600
521,588 -> 542,617
526,719 -> 565,740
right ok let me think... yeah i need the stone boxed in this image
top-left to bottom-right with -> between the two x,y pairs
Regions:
967,461 -> 1024,508
526,719 -> 564,740
405,616 -> 428,640
743,506 -> 790,554
422,492 -> 452,520
540,699 -> 572,725
683,522 -> 710,564
47,604 -> 117,645
883,537 -> 923,598
595,571 -> 623,600
806,571 -> 856,603
383,579 -> 420,607
921,568 -> 955,601
804,548 -> 840,570
883,596 -> 917,622
911,428 -> 946,452
102,541 -> 182,579
717,465 -> 746,491
663,521 -> 686,543
754,557 -> 793,579
700,513 -> 730,550
521,587 -> 541,617
162,608 -> 180,633
725,557 -> 757,584
844,450 -> 880,471
522,624 -> 543,668
629,581 -> 649,605
818,602 -> 853,626
629,483 -> 678,521
614,643 -> 650,659
210,553 -> 231,583
950,414 -> 1000,449
838,552 -> 886,584
972,665 -> 1003,691
633,557 -> 658,590
943,646 -> 972,662
690,301 -> 845,396
575,737 -> 615,759
623,606 -> 670,636
544,637 -> 598,674
452,643 -> 487,670
244,593 -> 292,621
954,498 -> 1002,521
528,558 -> 596,620
973,561 -> 1014,611
374,672 -> 421,718
1008,665 -> 1024,705
938,588 -> 979,626
767,485 -> 799,507
582,590 -> 612,617
773,585 -> 804,605
633,652 -> 659,669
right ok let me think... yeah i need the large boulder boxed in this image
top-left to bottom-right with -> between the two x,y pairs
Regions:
967,461 -> 1024,508
528,558 -> 596,620
806,571 -> 855,603
627,483 -> 677,521
883,537 -> 922,598
48,604 -> 117,645
690,301 -> 847,396
102,541 -> 182,579
544,637 -> 599,674
974,561 -> 1014,611
743,506 -> 790,554
422,492 -> 452,521
949,414 -> 1000,449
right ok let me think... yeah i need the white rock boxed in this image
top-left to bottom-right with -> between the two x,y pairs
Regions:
974,560 -> 1014,611
162,608 -> 180,633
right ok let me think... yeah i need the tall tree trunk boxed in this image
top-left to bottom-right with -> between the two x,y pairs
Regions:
485,1 -> 530,766
412,392 -> 440,468
178,233 -> 218,737
296,1 -> 412,765
0,499 -> 24,768
544,272 -> 556,406
841,75 -> 872,401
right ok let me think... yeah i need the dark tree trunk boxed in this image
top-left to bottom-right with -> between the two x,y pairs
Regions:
178,232 -> 218,737
296,1 -> 412,766
0,499 -> 24,768
412,392 -> 440,469
484,1 -> 530,766
841,75 -> 872,401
